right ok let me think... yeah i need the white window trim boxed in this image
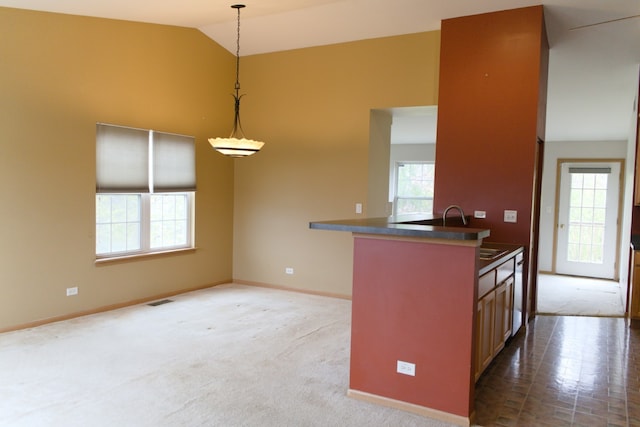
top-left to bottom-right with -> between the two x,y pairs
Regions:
95,192 -> 195,261
95,123 -> 196,261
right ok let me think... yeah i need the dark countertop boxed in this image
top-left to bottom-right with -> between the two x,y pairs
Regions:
309,215 -> 522,277
309,214 -> 490,241
632,235 -> 640,250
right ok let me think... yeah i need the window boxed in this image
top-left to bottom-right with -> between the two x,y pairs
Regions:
96,124 -> 195,258
393,162 -> 434,216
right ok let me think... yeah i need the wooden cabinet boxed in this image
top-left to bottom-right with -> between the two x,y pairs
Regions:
493,282 -> 506,355
496,277 -> 514,344
475,257 -> 515,380
476,289 -> 496,379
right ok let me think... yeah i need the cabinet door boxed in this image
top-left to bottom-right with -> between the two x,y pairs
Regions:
494,277 -> 515,349
475,300 -> 482,381
494,283 -> 507,355
503,277 -> 514,340
478,290 -> 496,375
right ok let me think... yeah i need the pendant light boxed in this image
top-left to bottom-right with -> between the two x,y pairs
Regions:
209,4 -> 265,158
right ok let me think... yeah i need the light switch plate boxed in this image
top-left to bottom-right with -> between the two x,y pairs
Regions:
504,210 -> 517,223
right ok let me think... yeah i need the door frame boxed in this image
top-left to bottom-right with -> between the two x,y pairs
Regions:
551,158 -> 625,280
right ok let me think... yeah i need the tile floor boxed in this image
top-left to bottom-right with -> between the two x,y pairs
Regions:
474,315 -> 640,426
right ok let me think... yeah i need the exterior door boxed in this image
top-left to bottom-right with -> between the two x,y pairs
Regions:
555,161 -> 621,279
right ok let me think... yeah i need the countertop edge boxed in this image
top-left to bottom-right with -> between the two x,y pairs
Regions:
309,217 -> 490,241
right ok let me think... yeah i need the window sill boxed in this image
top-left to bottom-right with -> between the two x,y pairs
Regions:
95,247 -> 196,266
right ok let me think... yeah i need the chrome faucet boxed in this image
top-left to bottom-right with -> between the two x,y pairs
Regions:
442,205 -> 468,227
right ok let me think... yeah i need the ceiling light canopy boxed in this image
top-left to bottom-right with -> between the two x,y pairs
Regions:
209,4 -> 265,158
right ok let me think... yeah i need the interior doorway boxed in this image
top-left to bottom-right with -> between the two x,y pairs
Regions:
367,106 -> 437,218
542,159 -> 626,317
536,141 -> 633,318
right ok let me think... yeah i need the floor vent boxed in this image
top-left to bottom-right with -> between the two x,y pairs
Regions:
147,299 -> 173,307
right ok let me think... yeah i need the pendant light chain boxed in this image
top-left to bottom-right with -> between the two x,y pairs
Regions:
234,5 -> 242,92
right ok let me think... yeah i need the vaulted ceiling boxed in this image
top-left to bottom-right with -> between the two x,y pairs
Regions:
2,0 -> 638,142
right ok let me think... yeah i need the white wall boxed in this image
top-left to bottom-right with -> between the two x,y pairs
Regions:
368,110 -> 393,217
538,140 -> 630,280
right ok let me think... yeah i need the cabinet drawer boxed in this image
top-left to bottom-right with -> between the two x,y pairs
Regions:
496,258 -> 515,284
479,269 -> 495,298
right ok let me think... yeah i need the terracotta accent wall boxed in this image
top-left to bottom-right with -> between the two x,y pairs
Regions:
632,205 -> 640,238
434,6 -> 547,246
232,33 -> 441,296
633,203 -> 640,235
350,237 -> 478,420
0,7 -> 235,330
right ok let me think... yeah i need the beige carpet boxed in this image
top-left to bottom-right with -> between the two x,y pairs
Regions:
0,284 -> 456,427
536,273 -> 625,316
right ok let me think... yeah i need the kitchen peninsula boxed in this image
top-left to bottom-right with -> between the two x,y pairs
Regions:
310,215 -> 522,426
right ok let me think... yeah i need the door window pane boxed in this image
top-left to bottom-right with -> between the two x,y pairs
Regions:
566,172 -> 608,264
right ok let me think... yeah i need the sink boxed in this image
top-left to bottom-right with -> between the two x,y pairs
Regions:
479,247 -> 507,260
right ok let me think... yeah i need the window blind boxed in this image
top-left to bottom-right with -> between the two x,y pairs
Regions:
96,123 -> 196,193
569,167 -> 611,174
96,124 -> 149,193
152,131 -> 196,192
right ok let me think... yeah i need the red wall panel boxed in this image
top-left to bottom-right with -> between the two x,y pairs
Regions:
350,236 -> 478,417
434,6 -> 547,247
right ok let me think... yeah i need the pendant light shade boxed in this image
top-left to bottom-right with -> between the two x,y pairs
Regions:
210,137 -> 264,157
209,4 -> 265,158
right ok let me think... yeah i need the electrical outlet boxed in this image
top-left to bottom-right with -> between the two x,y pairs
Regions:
396,360 -> 415,376
66,287 -> 78,296
285,267 -> 294,275
355,203 -> 363,214
474,210 -> 486,219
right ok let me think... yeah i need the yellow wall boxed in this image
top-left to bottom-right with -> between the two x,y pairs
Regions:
0,6 -> 442,329
233,33 -> 441,296
0,7 -> 236,330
